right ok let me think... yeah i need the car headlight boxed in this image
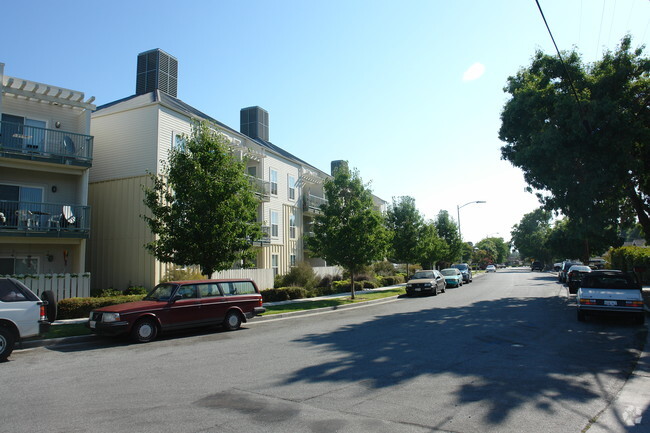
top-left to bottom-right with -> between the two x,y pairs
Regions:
102,312 -> 121,323
406,284 -> 413,288
424,283 -> 432,287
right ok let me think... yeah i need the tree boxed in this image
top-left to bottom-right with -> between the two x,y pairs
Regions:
417,220 -> 447,269
499,36 -> 650,250
510,208 -> 553,264
476,237 -> 509,265
385,196 -> 424,274
308,165 -> 388,299
434,210 -> 462,266
142,122 -> 263,277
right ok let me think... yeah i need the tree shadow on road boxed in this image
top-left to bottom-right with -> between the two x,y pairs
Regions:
282,294 -> 647,426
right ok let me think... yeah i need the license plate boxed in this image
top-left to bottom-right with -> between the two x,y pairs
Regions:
604,300 -> 617,306
415,288 -> 421,292
89,320 -> 96,329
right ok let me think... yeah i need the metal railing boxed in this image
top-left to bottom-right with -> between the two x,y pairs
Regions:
0,121 -> 93,164
303,194 -> 328,214
0,200 -> 90,236
246,175 -> 271,202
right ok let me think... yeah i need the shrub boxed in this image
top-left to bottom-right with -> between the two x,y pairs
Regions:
58,295 -> 146,319
373,260 -> 396,276
310,286 -> 340,297
276,262 -> 319,290
124,286 -> 148,296
91,288 -> 123,298
161,266 -> 205,283
606,246 -> 650,283
261,287 -> 310,303
381,275 -> 405,286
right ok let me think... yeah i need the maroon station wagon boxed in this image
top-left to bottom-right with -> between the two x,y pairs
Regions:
87,279 -> 265,343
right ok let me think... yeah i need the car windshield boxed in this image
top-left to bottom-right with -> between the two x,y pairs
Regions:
570,266 -> 591,272
412,271 -> 434,279
452,264 -> 468,270
441,269 -> 457,276
144,283 -> 177,301
582,274 -> 638,290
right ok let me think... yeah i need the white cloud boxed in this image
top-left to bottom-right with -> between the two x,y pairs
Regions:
463,62 -> 486,81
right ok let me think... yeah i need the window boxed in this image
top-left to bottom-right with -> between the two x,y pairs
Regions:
289,211 -> 296,239
176,285 -> 198,299
198,283 -> 221,298
270,169 -> 278,195
272,255 -> 279,276
271,210 -> 279,237
0,257 -> 39,275
290,254 -> 296,267
1,114 -> 46,151
247,166 -> 257,177
172,132 -> 186,151
288,175 -> 296,200
219,281 -> 257,296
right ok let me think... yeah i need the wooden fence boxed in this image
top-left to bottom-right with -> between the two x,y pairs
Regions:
2,273 -> 91,300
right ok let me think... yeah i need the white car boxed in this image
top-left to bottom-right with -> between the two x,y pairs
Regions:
0,278 -> 56,361
577,270 -> 645,324
486,265 -> 496,273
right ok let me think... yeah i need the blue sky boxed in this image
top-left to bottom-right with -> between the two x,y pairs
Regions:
3,0 -> 649,244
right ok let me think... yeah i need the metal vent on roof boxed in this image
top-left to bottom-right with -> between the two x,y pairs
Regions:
135,49 -> 178,97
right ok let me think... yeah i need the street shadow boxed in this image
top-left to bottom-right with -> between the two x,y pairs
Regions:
282,295 -> 647,425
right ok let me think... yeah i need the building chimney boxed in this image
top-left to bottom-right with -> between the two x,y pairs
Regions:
240,106 -> 269,141
136,49 -> 178,97
331,160 -> 349,175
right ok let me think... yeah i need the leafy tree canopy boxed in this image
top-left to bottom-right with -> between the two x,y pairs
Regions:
385,196 -> 424,270
142,122 -> 262,277
510,208 -> 553,264
500,35 -> 650,247
434,210 -> 462,265
417,220 -> 447,270
308,165 -> 389,298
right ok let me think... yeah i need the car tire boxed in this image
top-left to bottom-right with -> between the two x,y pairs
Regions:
577,310 -> 586,322
223,310 -> 242,331
0,327 -> 16,361
636,313 -> 645,325
41,290 -> 57,322
130,318 -> 158,343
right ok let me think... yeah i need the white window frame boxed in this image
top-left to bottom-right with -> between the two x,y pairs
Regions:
271,210 -> 279,238
271,254 -> 279,276
288,175 -> 296,200
270,169 -> 278,196
290,253 -> 296,268
289,210 -> 296,239
172,131 -> 186,151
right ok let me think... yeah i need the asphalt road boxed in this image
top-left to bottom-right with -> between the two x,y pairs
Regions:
2,269 -> 647,433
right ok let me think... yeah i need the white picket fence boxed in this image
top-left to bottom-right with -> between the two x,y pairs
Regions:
3,273 -> 91,300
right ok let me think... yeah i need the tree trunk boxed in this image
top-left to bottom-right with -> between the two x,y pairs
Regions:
350,269 -> 356,300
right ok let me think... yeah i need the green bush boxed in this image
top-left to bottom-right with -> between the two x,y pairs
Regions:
275,262 -> 319,290
310,286 -> 340,297
373,260 -> 396,276
606,246 -> 650,283
381,275 -> 405,286
91,288 -> 123,298
124,286 -> 148,296
261,287 -> 311,303
58,295 -> 146,319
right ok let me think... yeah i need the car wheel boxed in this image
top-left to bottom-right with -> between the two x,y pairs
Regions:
577,310 -> 586,322
130,318 -> 158,343
636,313 -> 645,325
41,290 -> 57,322
223,310 -> 242,331
0,327 -> 16,361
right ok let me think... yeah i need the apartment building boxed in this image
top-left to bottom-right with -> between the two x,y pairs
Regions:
0,63 -> 95,277
88,49 -> 347,291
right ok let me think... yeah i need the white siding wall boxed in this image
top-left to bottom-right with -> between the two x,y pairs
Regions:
157,106 -> 192,173
90,105 -> 159,182
87,175 -> 160,291
2,97 -> 88,134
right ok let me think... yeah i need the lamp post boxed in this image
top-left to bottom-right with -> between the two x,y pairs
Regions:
456,200 -> 486,242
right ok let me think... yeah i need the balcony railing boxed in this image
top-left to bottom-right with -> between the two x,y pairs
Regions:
0,121 -> 93,166
303,194 -> 328,214
246,175 -> 271,202
250,225 -> 271,246
0,200 -> 90,237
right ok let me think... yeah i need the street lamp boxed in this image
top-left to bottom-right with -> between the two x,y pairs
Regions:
457,200 -> 486,242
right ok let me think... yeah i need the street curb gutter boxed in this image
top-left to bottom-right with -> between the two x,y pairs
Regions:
18,295 -> 403,351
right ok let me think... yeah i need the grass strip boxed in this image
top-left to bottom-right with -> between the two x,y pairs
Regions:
262,287 -> 405,315
44,323 -> 91,339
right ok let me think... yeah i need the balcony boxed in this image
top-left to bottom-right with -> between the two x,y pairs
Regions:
303,194 -> 328,215
246,175 -> 271,202
0,121 -> 93,167
250,225 -> 271,246
0,200 -> 90,238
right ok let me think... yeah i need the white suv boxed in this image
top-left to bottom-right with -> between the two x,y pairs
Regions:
0,278 -> 56,361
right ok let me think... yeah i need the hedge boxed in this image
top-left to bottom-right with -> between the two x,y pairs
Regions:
607,246 -> 650,283
58,295 -> 146,320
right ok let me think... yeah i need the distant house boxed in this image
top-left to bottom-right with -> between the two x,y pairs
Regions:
0,63 -> 95,279
88,49 -> 384,291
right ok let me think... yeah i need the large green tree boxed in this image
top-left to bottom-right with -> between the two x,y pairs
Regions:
434,210 -> 462,266
385,196 -> 424,274
308,165 -> 389,299
142,122 -> 263,277
499,36 -> 650,252
510,208 -> 553,264
476,237 -> 509,265
417,220 -> 447,269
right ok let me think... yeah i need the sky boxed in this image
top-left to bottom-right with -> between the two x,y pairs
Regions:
2,0 -> 649,245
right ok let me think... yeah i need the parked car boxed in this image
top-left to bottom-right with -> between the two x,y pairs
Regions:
441,268 -> 463,287
531,261 -> 544,271
451,263 -> 472,283
0,278 -> 56,361
566,265 -> 592,293
486,264 -> 496,273
559,260 -> 582,283
405,270 -> 446,296
576,270 -> 645,324
87,279 -> 266,343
